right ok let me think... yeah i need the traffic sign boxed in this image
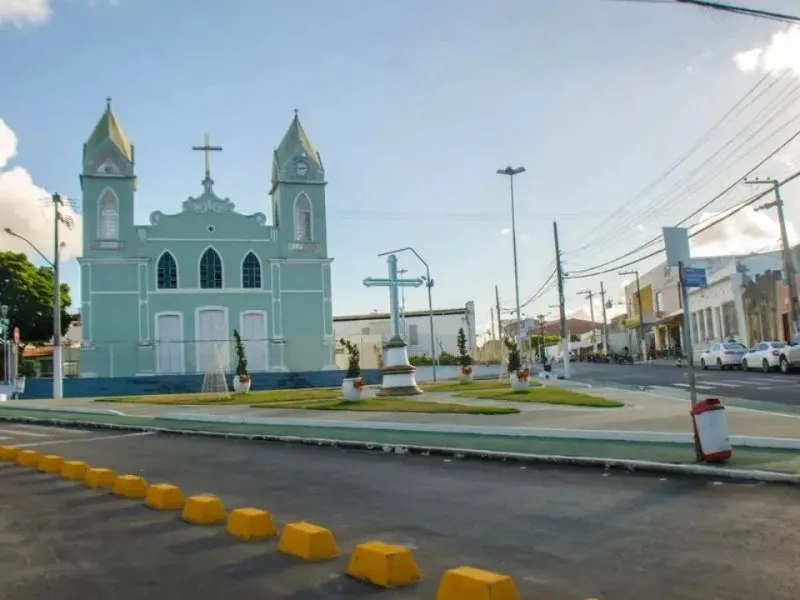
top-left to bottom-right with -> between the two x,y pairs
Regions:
684,267 -> 708,288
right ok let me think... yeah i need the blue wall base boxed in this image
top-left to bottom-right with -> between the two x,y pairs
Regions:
21,369 -> 384,399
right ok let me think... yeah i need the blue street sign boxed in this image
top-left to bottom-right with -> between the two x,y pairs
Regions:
684,267 -> 708,288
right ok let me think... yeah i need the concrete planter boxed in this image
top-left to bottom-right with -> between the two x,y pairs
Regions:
510,371 -> 530,391
233,377 -> 251,393
341,377 -> 363,402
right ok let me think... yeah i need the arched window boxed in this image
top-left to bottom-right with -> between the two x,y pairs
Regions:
199,248 -> 223,289
293,194 -> 313,242
242,252 -> 261,289
98,189 -> 119,239
157,252 -> 178,289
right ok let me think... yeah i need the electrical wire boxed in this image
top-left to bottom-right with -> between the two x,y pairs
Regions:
565,167 -> 800,279
569,73 -> 799,258
500,269 -> 557,312
566,115 -> 800,275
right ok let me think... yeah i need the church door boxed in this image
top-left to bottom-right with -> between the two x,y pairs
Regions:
156,314 -> 184,374
241,311 -> 268,372
196,308 -> 229,373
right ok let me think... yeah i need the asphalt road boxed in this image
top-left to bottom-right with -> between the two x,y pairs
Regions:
568,362 -> 800,405
1,424 -> 800,599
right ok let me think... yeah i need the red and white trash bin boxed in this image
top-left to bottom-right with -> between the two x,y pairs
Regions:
690,398 -> 732,463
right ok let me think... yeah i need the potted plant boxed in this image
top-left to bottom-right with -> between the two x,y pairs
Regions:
457,327 -> 473,383
339,338 -> 365,402
232,329 -> 251,393
504,338 -> 529,391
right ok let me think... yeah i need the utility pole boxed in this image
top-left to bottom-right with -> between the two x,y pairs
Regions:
52,193 -> 64,401
496,166 -> 526,349
746,177 -> 799,337
553,222 -> 570,378
399,268 -> 408,341
599,282 -> 609,355
490,307 -> 495,340
577,289 -> 597,353
536,313 -> 547,366
494,285 -> 502,341
619,269 -> 644,360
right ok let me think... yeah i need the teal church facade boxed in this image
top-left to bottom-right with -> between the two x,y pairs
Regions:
77,104 -> 335,378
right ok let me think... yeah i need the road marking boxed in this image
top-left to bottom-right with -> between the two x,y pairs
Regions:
673,383 -> 715,390
0,428 -> 51,438
709,382 -> 742,388
17,431 -> 154,448
12,424 -> 89,435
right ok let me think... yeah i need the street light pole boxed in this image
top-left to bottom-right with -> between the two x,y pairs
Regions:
496,166 -> 526,348
4,192 -> 70,401
745,177 -> 799,337
620,269 -> 644,360
378,247 -> 437,382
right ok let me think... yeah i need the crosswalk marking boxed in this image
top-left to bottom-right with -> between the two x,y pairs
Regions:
710,382 -> 743,388
0,428 -> 50,438
674,383 -> 715,390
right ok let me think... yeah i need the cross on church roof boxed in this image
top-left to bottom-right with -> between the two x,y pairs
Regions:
192,133 -> 223,185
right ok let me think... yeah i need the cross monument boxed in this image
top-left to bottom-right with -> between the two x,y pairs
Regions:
363,254 -> 423,338
192,133 -> 223,184
363,254 -> 424,396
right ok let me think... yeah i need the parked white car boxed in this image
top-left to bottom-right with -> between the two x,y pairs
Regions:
742,341 -> 786,372
778,335 -> 800,373
699,342 -> 748,370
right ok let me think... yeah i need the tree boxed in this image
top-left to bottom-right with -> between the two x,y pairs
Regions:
503,338 -> 521,373
0,251 -> 72,344
457,327 -> 472,371
232,329 -> 249,381
339,338 -> 361,379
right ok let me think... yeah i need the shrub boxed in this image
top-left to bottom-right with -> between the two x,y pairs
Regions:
339,338 -> 361,378
232,329 -> 249,381
503,338 -> 521,373
457,327 -> 473,371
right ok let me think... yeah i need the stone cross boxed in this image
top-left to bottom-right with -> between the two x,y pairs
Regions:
192,133 -> 223,182
363,254 -> 424,338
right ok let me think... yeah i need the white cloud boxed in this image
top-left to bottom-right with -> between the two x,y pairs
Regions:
690,204 -> 797,257
0,0 -> 51,27
734,26 -> 800,76
0,119 -> 81,262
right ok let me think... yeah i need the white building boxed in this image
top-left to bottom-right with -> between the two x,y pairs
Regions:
334,302 -> 477,362
687,252 -> 781,356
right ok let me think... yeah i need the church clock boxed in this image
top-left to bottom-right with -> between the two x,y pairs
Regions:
295,160 -> 309,177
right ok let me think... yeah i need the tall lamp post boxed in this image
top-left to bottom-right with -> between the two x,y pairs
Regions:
496,166 -> 526,348
4,226 -> 64,399
378,247 -> 437,382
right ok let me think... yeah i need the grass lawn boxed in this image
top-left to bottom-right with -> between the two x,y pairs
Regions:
421,379 -> 540,392
453,386 -> 624,408
95,388 -> 340,405
250,397 -> 520,415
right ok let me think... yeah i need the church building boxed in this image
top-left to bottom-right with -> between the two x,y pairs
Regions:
77,102 -> 335,378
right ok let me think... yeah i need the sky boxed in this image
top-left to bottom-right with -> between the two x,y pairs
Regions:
2,0 -> 800,343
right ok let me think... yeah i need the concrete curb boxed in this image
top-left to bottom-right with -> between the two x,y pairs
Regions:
0,413 -> 797,485
4,405 -> 800,449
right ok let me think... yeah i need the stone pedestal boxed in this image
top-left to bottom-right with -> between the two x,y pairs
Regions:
377,336 -> 422,397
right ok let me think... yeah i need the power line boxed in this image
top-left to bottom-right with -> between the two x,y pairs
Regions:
605,0 -> 800,23
569,73 -> 799,258
565,167 -> 800,279
567,116 -> 800,275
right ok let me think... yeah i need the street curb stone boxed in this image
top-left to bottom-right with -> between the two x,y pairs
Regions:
1,414 -> 797,486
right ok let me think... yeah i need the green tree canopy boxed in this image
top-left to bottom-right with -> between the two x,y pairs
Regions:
0,251 -> 72,344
